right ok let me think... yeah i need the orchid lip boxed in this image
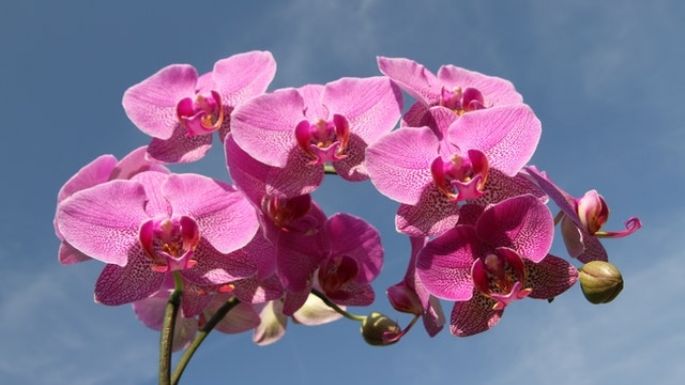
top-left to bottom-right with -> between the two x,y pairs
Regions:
439,86 -> 486,115
139,215 -> 201,272
471,248 -> 529,308
176,90 -> 224,136
430,149 -> 489,201
295,114 -> 351,165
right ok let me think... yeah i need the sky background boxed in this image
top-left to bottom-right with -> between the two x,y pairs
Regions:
1,0 -> 684,384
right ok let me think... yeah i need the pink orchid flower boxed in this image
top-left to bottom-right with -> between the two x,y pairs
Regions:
387,236 -> 445,337
525,166 -> 642,262
54,146 -> 167,265
366,105 -> 543,236
56,171 -> 260,306
416,195 -> 577,336
377,56 -> 523,127
230,78 -> 402,191
123,51 -> 276,163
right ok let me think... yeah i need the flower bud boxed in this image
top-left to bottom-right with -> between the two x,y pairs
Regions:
579,261 -> 623,304
360,312 -> 402,346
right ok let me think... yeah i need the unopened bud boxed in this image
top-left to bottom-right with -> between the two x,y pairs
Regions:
360,312 -> 402,346
579,261 -> 624,304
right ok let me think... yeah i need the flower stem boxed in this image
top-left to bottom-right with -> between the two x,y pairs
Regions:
310,289 -> 366,322
324,164 -> 337,175
160,273 -> 184,385
171,297 -> 241,385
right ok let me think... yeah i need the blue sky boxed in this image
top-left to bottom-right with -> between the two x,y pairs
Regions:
1,1 -> 684,384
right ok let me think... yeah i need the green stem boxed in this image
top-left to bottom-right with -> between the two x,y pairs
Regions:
310,289 -> 366,322
323,164 -> 337,175
160,273 -> 184,385
171,297 -> 241,385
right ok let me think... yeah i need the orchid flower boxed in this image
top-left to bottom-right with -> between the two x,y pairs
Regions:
123,51 -> 276,163
366,105 -> 543,236
525,166 -> 642,262
55,171 -> 259,306
416,195 -> 577,336
230,78 -> 402,193
377,56 -> 523,127
54,146 -> 167,265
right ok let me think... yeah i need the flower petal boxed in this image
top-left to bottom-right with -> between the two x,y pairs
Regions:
58,242 -> 91,265
94,247 -> 165,305
326,214 -> 383,283
146,125 -> 213,163
163,174 -> 259,254
111,146 -> 168,180
377,56 -> 441,105
231,88 -> 305,168
57,155 -> 117,203
476,194 -> 554,263
525,254 -> 579,299
299,84 -> 328,119
212,51 -> 276,107
181,282 -> 214,318
396,185 -> 460,237
416,225 -> 482,301
292,293 -> 344,326
436,65 -> 523,107
448,105 -> 541,176
214,302 -> 261,334
472,169 -> 547,207
524,166 -> 580,226
130,171 -> 171,217
233,274 -> 284,304
323,76 -> 402,145
123,64 -> 197,140
57,180 -> 149,266
253,301 -> 288,346
366,126 -> 438,205
450,292 -> 503,337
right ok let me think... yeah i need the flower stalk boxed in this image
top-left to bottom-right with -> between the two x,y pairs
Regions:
160,273 -> 184,385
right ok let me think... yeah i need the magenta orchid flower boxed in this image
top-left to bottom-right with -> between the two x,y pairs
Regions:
525,166 -> 642,262
274,213 -> 383,315
377,56 -> 523,127
54,146 -> 167,265
387,236 -> 445,337
123,51 -> 276,163
416,195 -> 577,336
230,78 -> 402,192
56,171 -> 260,306
366,105 -> 543,236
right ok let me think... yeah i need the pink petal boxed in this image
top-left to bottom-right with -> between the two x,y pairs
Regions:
147,125 -> 213,163
226,135 -> 323,202
377,56 -> 441,105
423,296 -> 446,337
276,232 -> 326,292
525,254 -> 579,299
448,105 -> 541,176
57,155 -> 117,203
231,88 -> 305,168
94,247 -> 165,305
130,171 -> 171,217
58,242 -> 91,265
163,174 -> 259,254
402,102 -> 429,127
181,238 -> 258,286
419,106 -> 457,139
436,65 -> 523,107
233,274 -> 284,304
396,185 -> 460,237
366,126 -> 438,205
323,76 -> 402,145
212,51 -> 276,107
327,281 -> 375,306
326,214 -> 383,283
111,146 -> 168,179
476,194 -> 554,263
472,169 -> 547,206
331,134 -> 371,181
282,290 -> 310,316
416,225 -> 483,301
450,292 -> 503,337
122,64 -> 197,140
57,180 -> 149,266
299,84 -> 328,120
181,282 -> 214,318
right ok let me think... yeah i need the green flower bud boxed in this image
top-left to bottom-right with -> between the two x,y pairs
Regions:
360,312 -> 402,346
579,261 -> 624,304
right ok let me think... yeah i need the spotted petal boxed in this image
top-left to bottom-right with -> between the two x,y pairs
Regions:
212,51 -> 276,107
450,292 -> 503,337
377,56 -> 442,105
525,254 -> 579,299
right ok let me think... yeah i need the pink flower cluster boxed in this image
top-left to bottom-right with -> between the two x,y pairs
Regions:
54,51 -> 641,346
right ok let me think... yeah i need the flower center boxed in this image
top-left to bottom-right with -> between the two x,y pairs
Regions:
471,248 -> 531,310
439,87 -> 486,116
318,255 -> 358,300
295,114 -> 350,164
261,194 -> 319,233
176,91 -> 224,136
430,149 -> 489,201
139,216 -> 200,272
